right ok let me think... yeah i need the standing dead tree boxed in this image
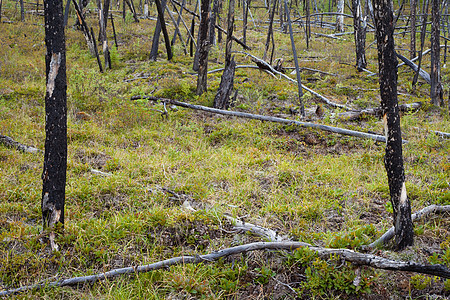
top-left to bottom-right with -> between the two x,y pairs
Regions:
43,0 -> 68,251
195,0 -> 211,95
149,0 -> 168,60
373,0 -> 414,250
285,0 -> 305,116
263,0 -> 277,63
352,0 -> 367,71
336,0 -> 345,32
430,0 -> 443,106
155,0 -> 173,60
410,0 -> 416,58
213,0 -> 236,109
412,0 -> 429,88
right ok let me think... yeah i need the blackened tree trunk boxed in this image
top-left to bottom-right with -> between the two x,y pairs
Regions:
0,0 -> 3,22
20,0 -> 25,21
196,0 -> 211,95
336,0 -> 344,32
352,0 -> 367,71
412,0 -> 429,88
43,0 -> 67,250
225,0 -> 235,68
285,0 -> 304,116
97,0 -> 112,69
243,0 -> 251,44
263,0 -> 277,62
155,0 -> 173,60
214,0 -> 236,108
430,0 -> 443,106
150,0 -> 168,60
373,0 -> 413,251
409,0 -> 416,59
172,0 -> 186,45
209,0 -> 219,45
305,0 -> 310,48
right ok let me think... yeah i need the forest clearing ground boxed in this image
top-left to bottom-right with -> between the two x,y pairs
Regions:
0,4 -> 449,299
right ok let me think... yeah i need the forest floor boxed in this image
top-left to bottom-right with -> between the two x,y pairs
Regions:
0,3 -> 449,299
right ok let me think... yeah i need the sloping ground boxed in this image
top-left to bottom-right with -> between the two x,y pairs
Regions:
0,7 -> 449,299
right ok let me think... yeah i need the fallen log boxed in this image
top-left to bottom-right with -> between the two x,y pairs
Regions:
130,95 -> 405,144
2,241 -> 449,296
364,204 -> 450,249
0,135 -> 42,154
335,102 -> 422,121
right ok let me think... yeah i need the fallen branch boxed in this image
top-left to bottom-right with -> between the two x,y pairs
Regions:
0,135 -> 42,154
2,241 -> 449,296
396,53 -> 431,84
130,95 -> 397,143
335,102 -> 422,121
365,204 -> 450,249
413,127 -> 450,138
235,51 -> 353,111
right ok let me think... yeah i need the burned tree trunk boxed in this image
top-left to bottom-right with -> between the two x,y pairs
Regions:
72,0 -> 96,56
430,0 -> 443,106
196,0 -> 211,95
20,0 -> 25,21
336,0 -> 344,32
285,0 -> 304,116
373,0 -> 414,251
213,57 -> 236,109
412,0 -> 429,88
209,0 -> 218,45
305,0 -> 310,48
172,0 -> 186,45
155,0 -> 173,60
97,0 -> 112,69
410,0 -> 416,59
43,0 -> 68,250
352,0 -> 366,71
263,0 -> 277,62
149,0 -> 167,60
243,0 -> 251,44
214,0 -> 236,108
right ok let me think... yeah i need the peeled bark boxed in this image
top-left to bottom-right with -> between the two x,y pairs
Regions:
430,0 -> 443,106
195,0 -> 211,95
373,0 -> 413,251
43,0 -> 67,248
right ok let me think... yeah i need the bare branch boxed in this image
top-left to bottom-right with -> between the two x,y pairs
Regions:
2,241 -> 449,296
131,95 -> 399,144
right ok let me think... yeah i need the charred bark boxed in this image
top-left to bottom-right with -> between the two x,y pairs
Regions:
263,0 -> 277,62
209,0 -> 218,45
43,0 -> 67,249
373,0 -> 413,251
213,56 -> 236,109
352,0 -> 367,71
225,0 -> 235,68
155,0 -> 173,60
195,0 -> 211,95
409,0 -> 416,59
149,0 -> 168,60
412,0 -> 429,88
72,0 -> 96,56
285,0 -> 304,116
430,0 -> 443,106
